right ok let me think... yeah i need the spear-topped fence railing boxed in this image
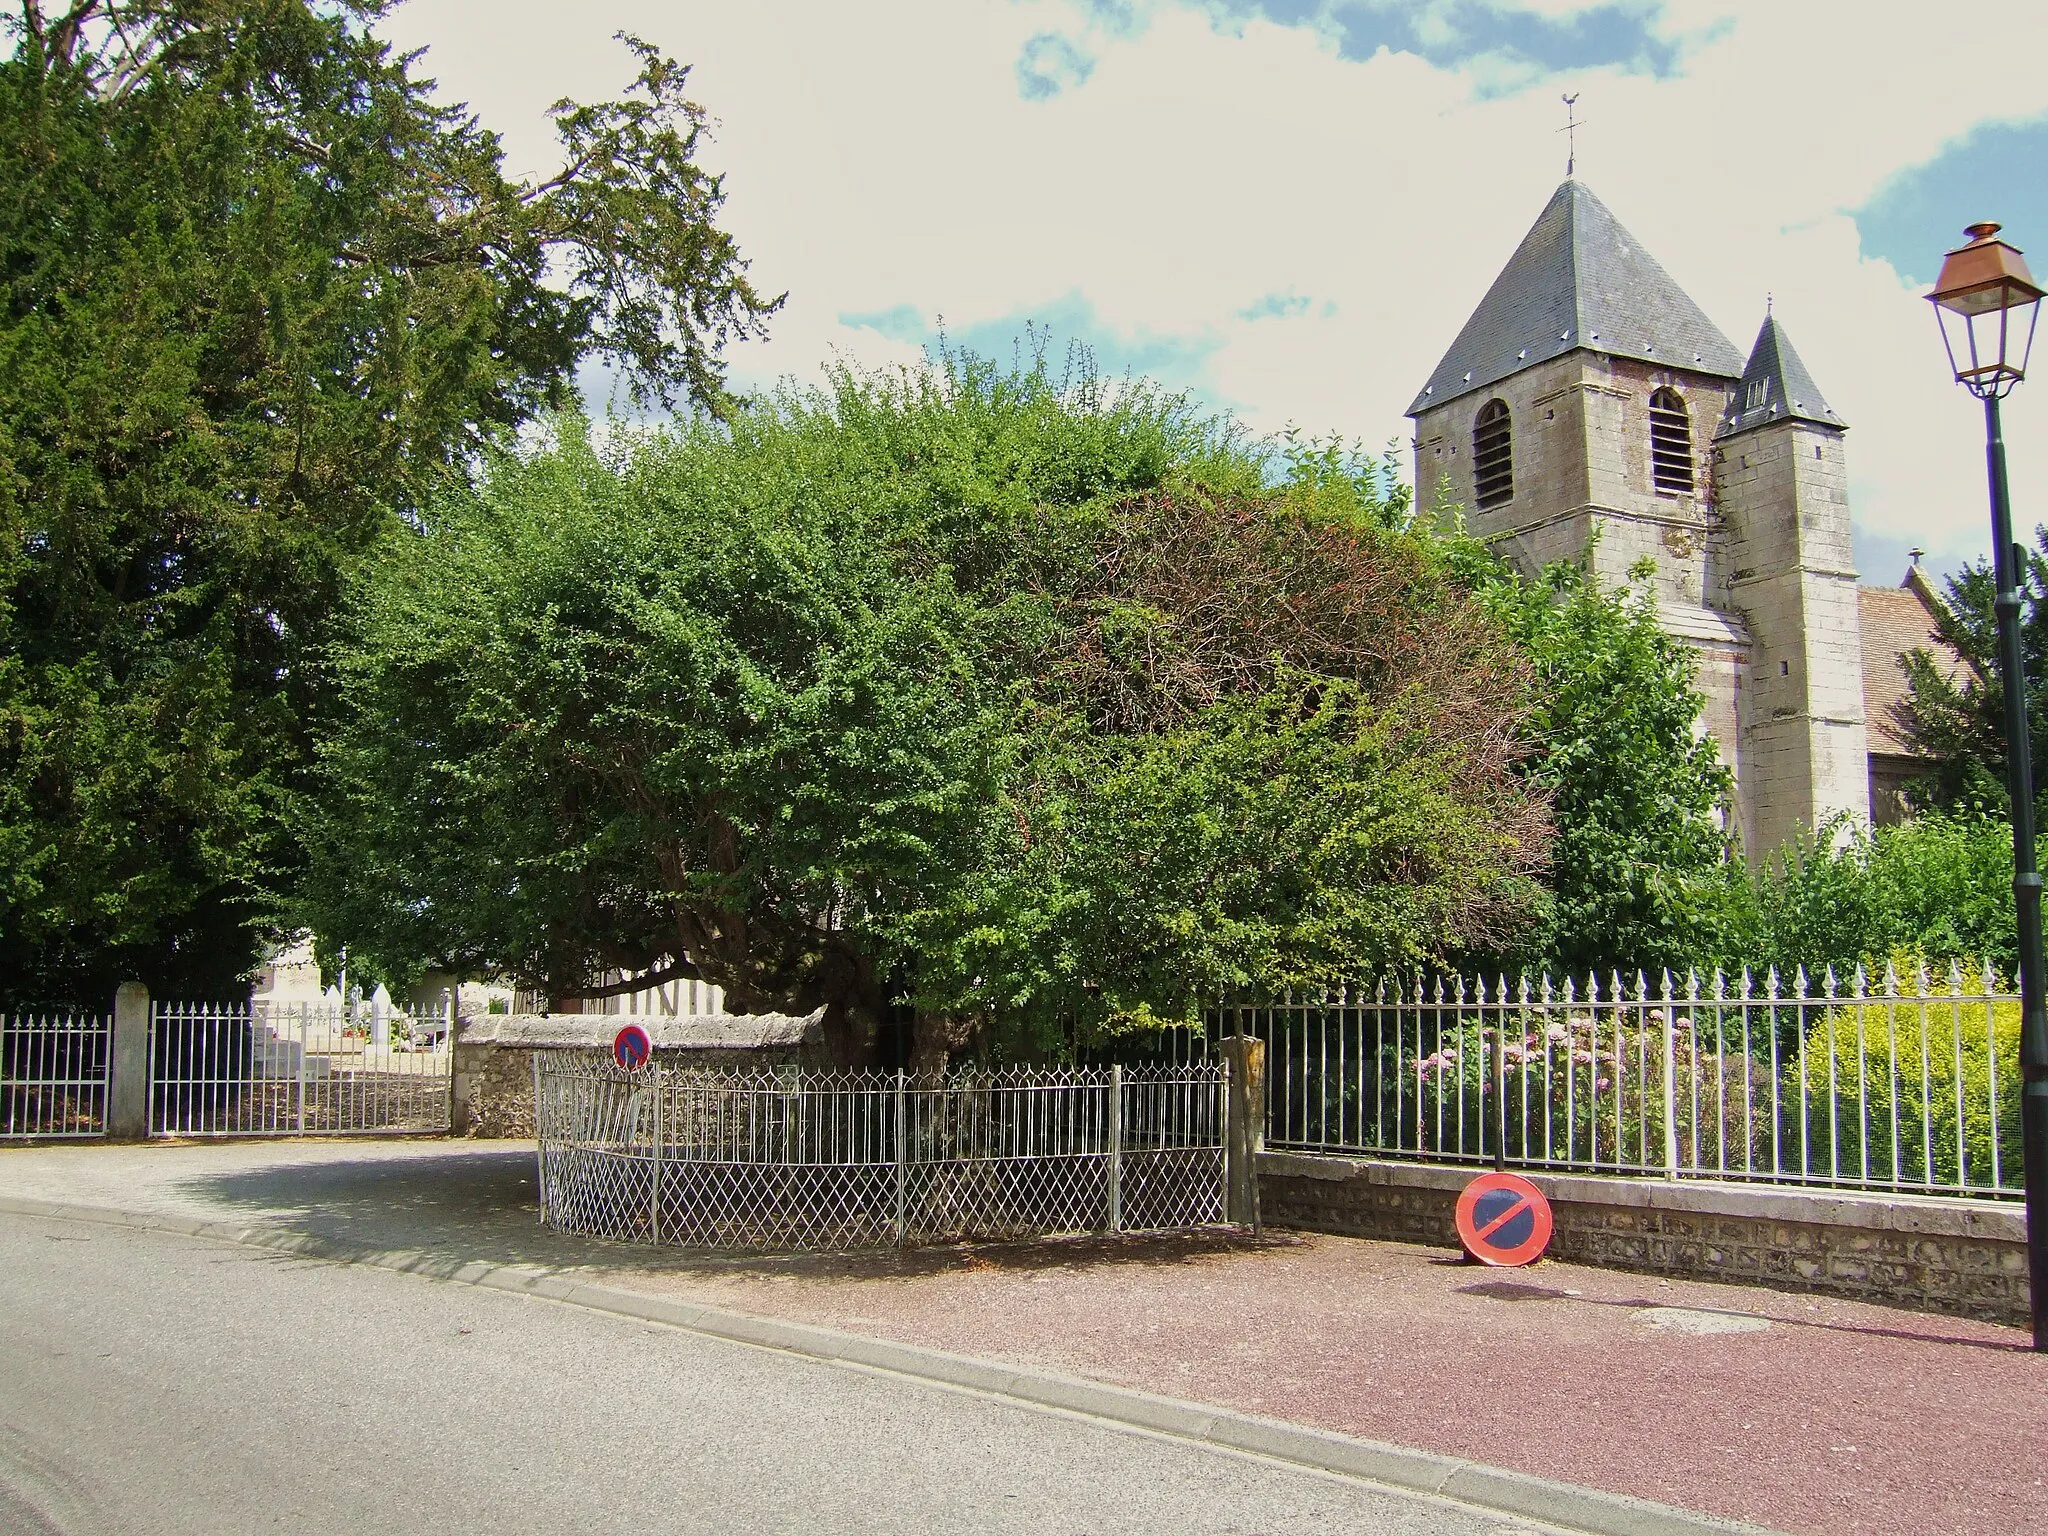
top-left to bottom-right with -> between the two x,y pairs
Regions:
0,1011 -> 110,1138
1226,963 -> 2024,1198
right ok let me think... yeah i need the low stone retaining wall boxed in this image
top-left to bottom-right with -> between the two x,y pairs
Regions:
1260,1150 -> 2029,1325
451,1011 -> 825,1138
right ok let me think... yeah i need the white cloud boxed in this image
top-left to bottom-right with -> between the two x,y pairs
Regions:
378,0 -> 2048,575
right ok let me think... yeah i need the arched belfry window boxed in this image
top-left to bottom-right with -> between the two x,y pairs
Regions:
1649,388 -> 1694,495
1472,399 -> 1513,509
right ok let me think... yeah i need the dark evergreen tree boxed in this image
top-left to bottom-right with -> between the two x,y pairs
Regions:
0,3 -> 778,1002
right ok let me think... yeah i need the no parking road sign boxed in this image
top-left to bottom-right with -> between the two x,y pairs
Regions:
613,1023 -> 653,1072
1454,1171 -> 1553,1267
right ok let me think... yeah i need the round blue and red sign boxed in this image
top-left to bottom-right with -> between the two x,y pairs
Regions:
1454,1171 -> 1553,1267
612,1023 -> 653,1072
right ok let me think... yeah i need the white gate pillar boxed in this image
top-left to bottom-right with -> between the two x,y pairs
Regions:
109,981 -> 151,1139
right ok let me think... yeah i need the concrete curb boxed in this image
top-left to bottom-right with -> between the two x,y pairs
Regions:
0,1193 -> 1777,1536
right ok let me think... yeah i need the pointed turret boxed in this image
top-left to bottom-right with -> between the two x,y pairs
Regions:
1407,179 -> 1744,415
1711,310 -> 1868,854
1715,313 -> 1845,439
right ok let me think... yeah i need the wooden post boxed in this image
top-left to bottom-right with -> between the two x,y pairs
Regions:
1220,1034 -> 1265,1230
1106,1064 -> 1123,1234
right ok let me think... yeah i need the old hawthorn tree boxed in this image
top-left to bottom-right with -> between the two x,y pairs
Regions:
309,358 -> 1553,1067
0,2 -> 776,1002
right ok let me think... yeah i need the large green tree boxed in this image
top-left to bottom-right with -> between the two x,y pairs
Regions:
0,2 -> 777,1002
307,358 -> 1552,1066
1295,458 -> 1741,977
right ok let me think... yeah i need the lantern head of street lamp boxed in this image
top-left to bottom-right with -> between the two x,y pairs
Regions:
1929,222 -> 2045,398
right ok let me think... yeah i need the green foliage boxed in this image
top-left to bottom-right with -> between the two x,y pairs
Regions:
1407,518 -> 2027,983
1711,812 -> 2024,981
1794,978 -> 2020,1190
1456,553 -> 1735,976
0,4 -> 776,1003
1894,535 -> 2048,817
307,356 -> 1551,1063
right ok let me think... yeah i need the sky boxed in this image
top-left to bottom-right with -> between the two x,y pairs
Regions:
378,0 -> 2048,585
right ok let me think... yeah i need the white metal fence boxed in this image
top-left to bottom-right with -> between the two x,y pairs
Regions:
150,1001 -> 452,1136
534,1057 -> 1226,1250
1232,963 -> 2026,1198
1,1012 -> 110,1139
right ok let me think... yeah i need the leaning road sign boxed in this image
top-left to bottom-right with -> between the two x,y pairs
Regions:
612,1023 -> 653,1072
1454,1170 -> 1553,1267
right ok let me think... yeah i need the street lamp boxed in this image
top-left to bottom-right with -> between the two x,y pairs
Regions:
1929,221 -> 2048,1350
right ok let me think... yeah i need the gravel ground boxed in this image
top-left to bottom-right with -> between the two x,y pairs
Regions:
3,1138 -> 2039,1536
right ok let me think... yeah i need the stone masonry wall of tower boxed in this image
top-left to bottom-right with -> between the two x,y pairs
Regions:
1411,353 -> 1749,812
1714,420 -> 1871,855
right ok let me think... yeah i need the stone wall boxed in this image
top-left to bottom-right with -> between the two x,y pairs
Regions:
1410,352 -> 1755,805
450,1011 -> 825,1138
1411,353 -> 1735,611
451,1037 -> 550,1138
1261,1151 -> 2028,1325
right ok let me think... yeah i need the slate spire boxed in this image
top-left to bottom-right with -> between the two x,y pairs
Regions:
1407,179 -> 1744,415
1714,313 -> 1844,438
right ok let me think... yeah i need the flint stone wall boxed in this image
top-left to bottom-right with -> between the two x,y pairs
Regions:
1261,1150 -> 2028,1325
451,1010 -> 827,1138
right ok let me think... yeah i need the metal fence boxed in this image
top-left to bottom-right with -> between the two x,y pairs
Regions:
534,1056 -> 1227,1250
1232,963 -> 2026,1198
1,1012 -> 111,1139
150,1001 -> 452,1136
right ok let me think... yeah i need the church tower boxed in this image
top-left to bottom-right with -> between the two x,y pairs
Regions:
1712,316 -> 1870,853
1406,178 -> 1872,853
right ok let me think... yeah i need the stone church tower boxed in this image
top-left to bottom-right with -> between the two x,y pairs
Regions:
1406,178 -> 1871,854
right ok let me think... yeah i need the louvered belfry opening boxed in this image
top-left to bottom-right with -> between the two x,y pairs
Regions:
1472,398 -> 1513,508
1649,387 -> 1694,495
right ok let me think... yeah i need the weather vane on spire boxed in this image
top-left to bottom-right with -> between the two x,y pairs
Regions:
1559,94 -> 1582,177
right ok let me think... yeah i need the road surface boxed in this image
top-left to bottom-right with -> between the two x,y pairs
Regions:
0,1209 -> 1554,1536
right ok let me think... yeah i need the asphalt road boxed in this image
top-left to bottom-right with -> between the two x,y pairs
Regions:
0,1210 -> 1554,1536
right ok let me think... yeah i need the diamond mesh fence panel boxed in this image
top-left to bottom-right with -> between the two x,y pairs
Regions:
534,1055 -> 1226,1251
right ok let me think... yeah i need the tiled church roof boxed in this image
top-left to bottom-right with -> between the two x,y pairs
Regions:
1717,314 -> 1845,438
1860,572 -> 1970,758
1406,179 -> 1745,416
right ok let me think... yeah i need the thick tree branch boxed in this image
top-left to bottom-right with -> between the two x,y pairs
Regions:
574,956 -> 705,999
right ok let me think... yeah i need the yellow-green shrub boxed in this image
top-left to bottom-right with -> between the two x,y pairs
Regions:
1791,985 -> 2020,1190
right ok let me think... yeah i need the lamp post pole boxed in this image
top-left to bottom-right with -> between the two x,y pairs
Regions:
1984,391 -> 2048,1349
1929,220 -> 2048,1348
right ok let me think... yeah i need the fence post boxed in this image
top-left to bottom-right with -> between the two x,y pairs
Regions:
295,1001 -> 308,1136
893,1072 -> 908,1248
1106,1065 -> 1123,1234
109,981 -> 150,1140
1661,1004 -> 1680,1181
1492,998 -> 1508,1173
1220,1034 -> 1265,1231
445,987 -> 459,1133
650,1063 -> 664,1245
532,1050 -> 547,1226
